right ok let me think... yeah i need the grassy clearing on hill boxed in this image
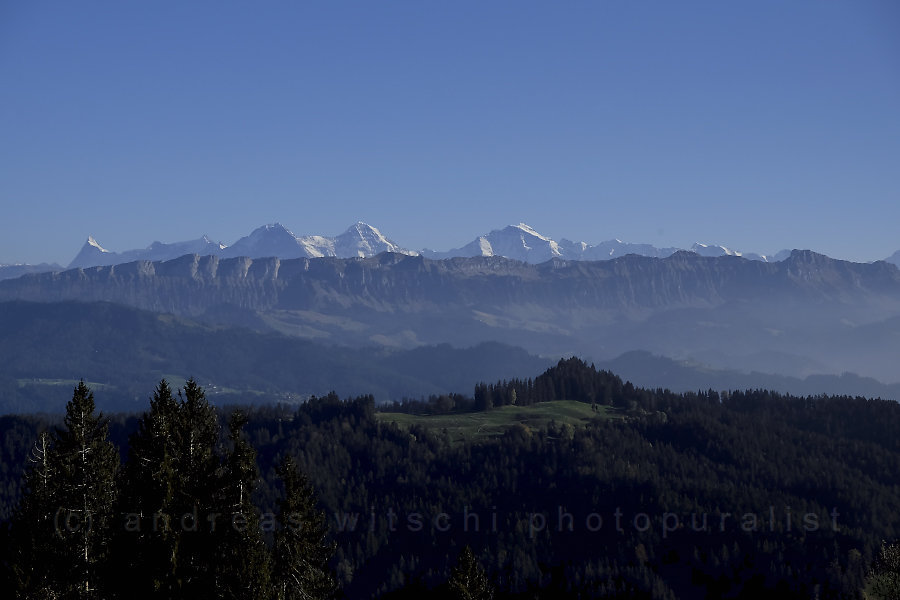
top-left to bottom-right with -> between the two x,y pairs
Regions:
15,378 -> 115,390
377,400 -> 621,443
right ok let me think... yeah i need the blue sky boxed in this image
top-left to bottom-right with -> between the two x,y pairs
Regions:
2,1 -> 898,265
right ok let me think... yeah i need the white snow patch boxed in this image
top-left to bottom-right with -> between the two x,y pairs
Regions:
87,236 -> 110,253
512,223 -> 552,241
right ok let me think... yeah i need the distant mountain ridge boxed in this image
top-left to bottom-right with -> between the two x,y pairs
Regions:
421,223 -> 792,263
596,350 -> 900,400
68,235 -> 226,270
67,222 -> 416,269
0,300 -> 553,412
71,221 -> 790,269
2,220 -> 897,279
3,249 -> 900,384
0,263 -> 65,281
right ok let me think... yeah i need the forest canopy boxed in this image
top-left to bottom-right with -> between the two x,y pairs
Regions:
1,358 -> 899,598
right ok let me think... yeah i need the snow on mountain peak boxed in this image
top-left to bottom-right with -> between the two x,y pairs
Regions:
217,223 -> 308,259
476,237 -> 494,256
510,223 -> 551,241
67,236 -> 114,268
200,235 -> 227,250
348,221 -> 387,241
58,221 -> 798,271
690,243 -> 742,258
87,236 -> 109,253
259,222 -> 295,236
335,221 -> 415,257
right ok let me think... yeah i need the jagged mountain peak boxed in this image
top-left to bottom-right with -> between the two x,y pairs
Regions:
347,220 -> 378,232
68,236 -> 114,269
223,223 -> 307,259
424,223 -> 562,262
335,221 -> 415,258
250,222 -> 296,237
340,221 -> 387,242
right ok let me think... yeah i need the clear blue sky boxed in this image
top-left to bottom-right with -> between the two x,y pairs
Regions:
2,1 -> 898,265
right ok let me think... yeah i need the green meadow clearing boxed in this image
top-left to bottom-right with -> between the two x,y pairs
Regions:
376,400 -> 622,443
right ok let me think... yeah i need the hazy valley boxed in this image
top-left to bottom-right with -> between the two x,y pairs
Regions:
2,246 -> 899,400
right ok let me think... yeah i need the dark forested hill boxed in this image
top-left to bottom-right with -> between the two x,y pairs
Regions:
2,359 -> 899,598
2,251 -> 899,381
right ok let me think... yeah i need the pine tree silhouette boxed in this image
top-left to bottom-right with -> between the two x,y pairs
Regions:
272,454 -> 337,600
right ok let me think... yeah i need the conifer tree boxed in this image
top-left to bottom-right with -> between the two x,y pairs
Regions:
272,454 -> 336,600
214,410 -> 272,598
447,546 -> 494,600
52,381 -> 119,598
172,378 -> 221,597
114,379 -> 182,597
12,382 -> 119,598
867,541 -> 900,599
8,430 -> 60,596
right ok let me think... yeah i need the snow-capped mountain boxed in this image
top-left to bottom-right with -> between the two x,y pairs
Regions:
68,235 -> 225,269
5,220 -> 826,274
68,222 -> 416,269
68,236 -> 112,269
688,243 -> 789,262
334,222 -> 412,258
423,223 -> 563,263
571,239 -> 679,261
221,222 -> 416,260
423,223 -> 789,264
220,224 -> 309,260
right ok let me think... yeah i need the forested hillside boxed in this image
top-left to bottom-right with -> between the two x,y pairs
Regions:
2,359 -> 899,598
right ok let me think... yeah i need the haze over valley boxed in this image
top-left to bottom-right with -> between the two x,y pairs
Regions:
3,2 -> 900,598
2,233 -> 900,411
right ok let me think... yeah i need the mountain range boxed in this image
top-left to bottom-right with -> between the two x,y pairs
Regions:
3,249 -> 899,386
10,220 -> 897,281
4,221 -> 900,405
421,223 -> 794,263
66,222 -> 416,270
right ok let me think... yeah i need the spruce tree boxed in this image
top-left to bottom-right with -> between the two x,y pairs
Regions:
113,379 -> 182,597
172,378 -> 221,597
8,430 -> 60,596
867,541 -> 900,599
11,382 -> 119,598
272,454 -> 336,600
52,381 -> 119,598
214,410 -> 272,598
447,546 -> 494,600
